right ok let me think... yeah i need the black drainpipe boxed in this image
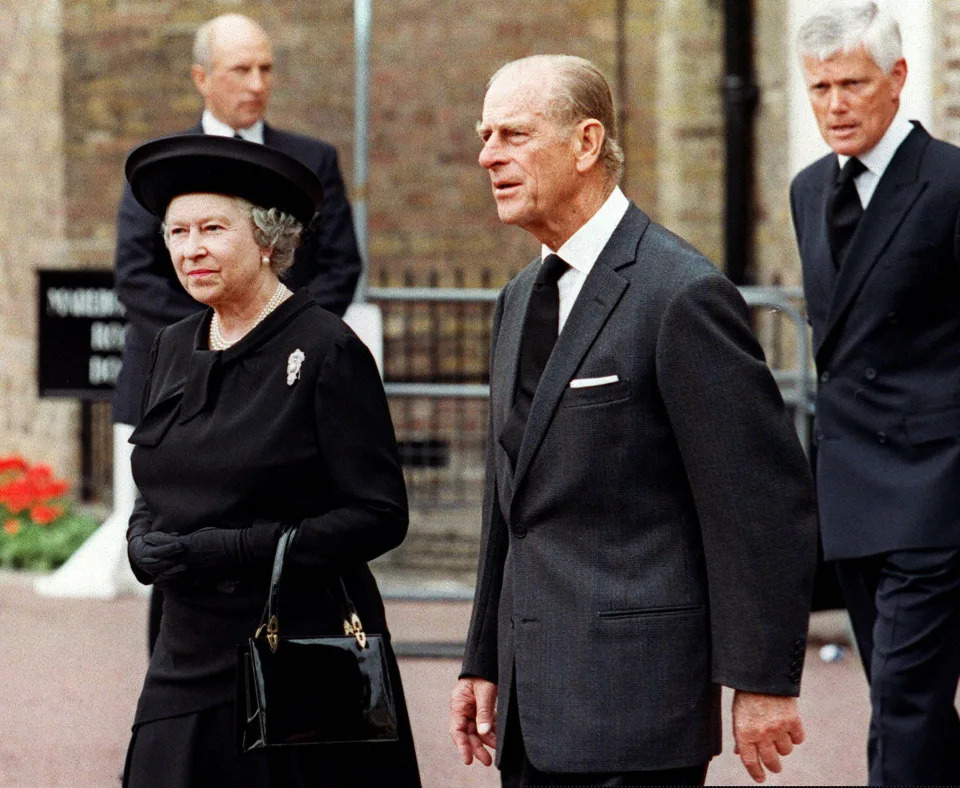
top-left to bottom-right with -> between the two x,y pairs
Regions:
723,0 -> 759,285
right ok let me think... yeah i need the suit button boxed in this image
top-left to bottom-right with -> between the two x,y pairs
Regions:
877,431 -> 887,444
864,368 -> 877,381
513,526 -> 527,539
820,371 -> 831,384
887,311 -> 898,323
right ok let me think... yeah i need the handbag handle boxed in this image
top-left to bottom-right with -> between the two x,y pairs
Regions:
255,525 -> 368,652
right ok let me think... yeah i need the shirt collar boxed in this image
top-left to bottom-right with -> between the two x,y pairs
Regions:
201,110 -> 265,144
838,113 -> 913,179
542,186 -> 630,275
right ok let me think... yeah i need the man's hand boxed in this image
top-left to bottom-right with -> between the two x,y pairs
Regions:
449,677 -> 497,767
732,690 -> 805,783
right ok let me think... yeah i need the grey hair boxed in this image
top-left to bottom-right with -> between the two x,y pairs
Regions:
193,13 -> 267,70
490,55 -> 625,183
796,1 -> 902,73
249,205 -> 303,274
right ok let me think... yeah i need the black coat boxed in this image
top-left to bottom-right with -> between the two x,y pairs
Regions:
127,290 -> 407,724
462,204 -> 818,772
113,122 -> 362,424
791,122 -> 960,560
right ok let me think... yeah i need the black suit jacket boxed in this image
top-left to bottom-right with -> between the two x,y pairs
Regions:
112,122 -> 361,424
791,123 -> 960,560
461,203 -> 818,772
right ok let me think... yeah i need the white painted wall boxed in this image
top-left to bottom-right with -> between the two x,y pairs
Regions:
788,0 -> 933,176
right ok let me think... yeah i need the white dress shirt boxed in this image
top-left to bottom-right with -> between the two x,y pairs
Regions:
541,186 -> 630,332
839,113 -> 914,209
201,110 -> 265,144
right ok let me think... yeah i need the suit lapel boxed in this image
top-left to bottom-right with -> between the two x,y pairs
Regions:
819,125 -> 930,359
493,264 -> 538,498
262,123 -> 278,149
509,206 -> 646,495
807,162 -> 840,311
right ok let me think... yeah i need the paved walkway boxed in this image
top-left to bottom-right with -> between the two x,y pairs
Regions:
0,571 -> 867,787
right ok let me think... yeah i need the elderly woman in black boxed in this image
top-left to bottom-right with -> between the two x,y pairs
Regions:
121,135 -> 421,787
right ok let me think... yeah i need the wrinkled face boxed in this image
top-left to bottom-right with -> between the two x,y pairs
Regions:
476,68 -> 579,245
164,193 -> 268,310
194,24 -> 273,130
802,46 -> 906,157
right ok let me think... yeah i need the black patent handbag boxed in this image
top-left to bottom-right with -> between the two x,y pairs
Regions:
236,526 -> 399,750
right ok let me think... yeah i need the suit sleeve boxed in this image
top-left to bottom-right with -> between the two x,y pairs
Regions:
304,147 -> 361,316
460,290 -> 509,682
126,330 -> 165,579
656,273 -> 818,696
114,183 -> 198,333
952,202 -> 960,266
789,178 -> 808,257
285,332 -> 408,567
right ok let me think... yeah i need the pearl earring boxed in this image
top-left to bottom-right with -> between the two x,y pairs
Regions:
261,255 -> 270,266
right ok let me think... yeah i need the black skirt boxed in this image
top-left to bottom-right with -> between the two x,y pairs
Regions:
123,661 -> 421,788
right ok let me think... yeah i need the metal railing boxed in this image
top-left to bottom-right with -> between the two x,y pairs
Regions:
739,285 -> 812,449
372,283 -> 813,439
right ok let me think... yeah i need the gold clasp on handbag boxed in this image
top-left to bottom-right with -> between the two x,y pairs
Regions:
256,614 -> 280,653
343,612 -> 367,649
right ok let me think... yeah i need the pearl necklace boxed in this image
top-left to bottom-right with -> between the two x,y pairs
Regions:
209,282 -> 288,351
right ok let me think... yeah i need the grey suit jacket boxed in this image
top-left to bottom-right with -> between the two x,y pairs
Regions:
791,123 -> 960,560
461,203 -> 818,772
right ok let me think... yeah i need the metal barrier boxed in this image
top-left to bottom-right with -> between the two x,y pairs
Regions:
370,283 -> 813,438
739,285 -> 812,449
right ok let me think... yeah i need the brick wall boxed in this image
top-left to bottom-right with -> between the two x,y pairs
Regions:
59,0 -> 662,285
0,1 -> 79,477
754,0 -> 799,288
2,0 -> 879,489
934,1 -> 960,145
655,0 -> 725,264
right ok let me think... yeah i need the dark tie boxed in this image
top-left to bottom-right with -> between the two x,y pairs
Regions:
499,254 -> 569,467
233,132 -> 244,140
827,157 -> 867,268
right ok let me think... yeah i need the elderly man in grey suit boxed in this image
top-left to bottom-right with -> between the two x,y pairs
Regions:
449,55 -> 818,786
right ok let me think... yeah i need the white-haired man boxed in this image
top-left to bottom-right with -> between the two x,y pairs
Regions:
113,13 -> 361,652
792,3 -> 960,784
450,54 -> 818,787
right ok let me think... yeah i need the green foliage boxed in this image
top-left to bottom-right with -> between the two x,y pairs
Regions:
0,455 -> 99,570
0,508 -> 99,570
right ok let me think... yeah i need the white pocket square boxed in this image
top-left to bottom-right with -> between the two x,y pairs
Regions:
569,375 -> 619,389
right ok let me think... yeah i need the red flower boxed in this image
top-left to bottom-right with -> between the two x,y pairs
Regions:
29,504 -> 63,526
0,456 -> 28,474
0,480 -> 33,513
0,458 -> 71,518
3,519 -> 20,535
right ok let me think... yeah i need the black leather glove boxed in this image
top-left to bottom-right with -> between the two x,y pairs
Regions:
127,531 -> 185,585
152,522 -> 284,586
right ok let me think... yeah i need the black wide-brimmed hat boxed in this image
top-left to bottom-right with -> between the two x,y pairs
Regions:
125,134 -> 323,224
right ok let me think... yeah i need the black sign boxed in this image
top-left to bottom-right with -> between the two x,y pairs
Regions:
37,270 -> 126,399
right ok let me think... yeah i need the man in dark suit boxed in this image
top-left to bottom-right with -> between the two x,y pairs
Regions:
791,3 -> 960,784
449,54 -> 818,786
113,13 -> 361,650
